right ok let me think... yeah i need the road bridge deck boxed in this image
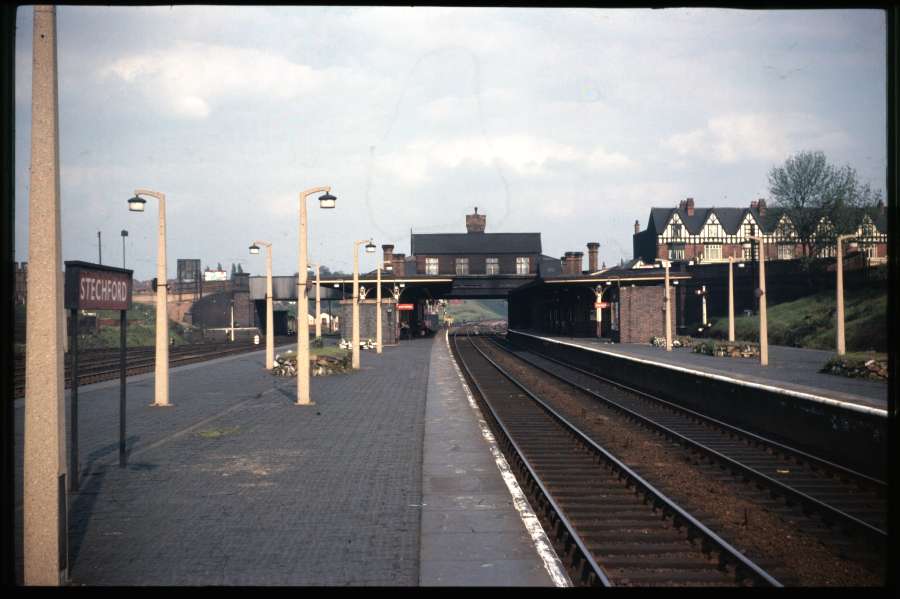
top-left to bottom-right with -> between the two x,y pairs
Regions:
14,335 -> 559,586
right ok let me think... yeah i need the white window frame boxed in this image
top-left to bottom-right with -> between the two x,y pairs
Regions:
705,244 -> 722,261
777,244 -> 794,260
425,257 -> 439,275
486,257 -> 500,275
455,257 -> 469,275
515,256 -> 529,275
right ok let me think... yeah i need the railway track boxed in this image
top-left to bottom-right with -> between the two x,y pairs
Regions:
13,339 -> 289,398
451,332 -> 781,587
485,335 -> 887,554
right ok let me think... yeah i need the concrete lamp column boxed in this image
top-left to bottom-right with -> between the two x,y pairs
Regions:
352,239 -> 376,369
728,257 -> 735,342
128,188 -> 170,406
836,234 -> 853,356
309,263 -> 322,340
296,186 -> 336,406
24,4 -> 67,585
249,240 -> 274,369
376,261 -> 384,353
656,260 -> 672,351
748,235 -> 768,366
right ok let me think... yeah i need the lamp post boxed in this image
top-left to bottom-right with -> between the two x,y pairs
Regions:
836,234 -> 854,356
352,239 -> 376,369
127,189 -> 170,406
728,257 -> 735,342
249,241 -> 274,369
296,187 -> 336,406
121,230 -> 128,269
656,259 -> 672,351
309,263 -> 322,340
594,282 -> 611,338
748,235 -> 768,366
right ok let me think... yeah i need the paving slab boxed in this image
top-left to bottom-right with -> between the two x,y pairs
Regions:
511,331 -> 887,411
14,340 -> 430,586
418,332 -> 564,587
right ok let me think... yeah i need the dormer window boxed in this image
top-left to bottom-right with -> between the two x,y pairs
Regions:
672,223 -> 682,238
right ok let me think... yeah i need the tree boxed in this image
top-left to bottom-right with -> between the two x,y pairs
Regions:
768,151 -> 882,258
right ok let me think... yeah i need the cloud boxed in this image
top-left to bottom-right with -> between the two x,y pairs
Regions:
662,113 -> 851,164
374,135 -> 636,184
100,41 -> 326,119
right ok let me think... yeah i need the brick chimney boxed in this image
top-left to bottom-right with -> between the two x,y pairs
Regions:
751,198 -> 767,216
680,197 -> 695,216
634,220 -> 641,235
573,251 -> 584,274
382,244 -> 394,266
392,253 -> 406,277
587,242 -> 599,272
466,207 -> 486,234
563,252 -> 575,275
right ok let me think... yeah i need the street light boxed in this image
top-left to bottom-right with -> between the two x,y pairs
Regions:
127,189 -> 170,406
594,282 -> 611,338
309,263 -> 322,340
351,238 -> 375,369
248,240 -> 274,369
656,259 -> 672,351
748,235 -> 768,366
376,259 -> 384,353
727,257 -> 735,342
836,234 -> 854,356
296,186 -> 336,406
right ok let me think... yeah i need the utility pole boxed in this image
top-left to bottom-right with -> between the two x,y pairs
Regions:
97,231 -> 102,264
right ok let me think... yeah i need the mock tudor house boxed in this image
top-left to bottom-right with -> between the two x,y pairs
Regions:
633,198 -> 888,265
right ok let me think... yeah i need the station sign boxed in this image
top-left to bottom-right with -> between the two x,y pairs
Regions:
594,302 -> 609,309
65,261 -> 133,311
397,303 -> 415,311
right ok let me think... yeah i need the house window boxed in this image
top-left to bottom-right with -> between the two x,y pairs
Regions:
668,245 -> 685,261
777,244 -> 794,260
455,257 -> 469,275
704,222 -> 723,239
742,243 -> 753,261
516,257 -> 530,275
671,223 -> 682,239
486,257 -> 499,275
425,257 -> 439,275
743,222 -> 756,239
706,244 -> 722,261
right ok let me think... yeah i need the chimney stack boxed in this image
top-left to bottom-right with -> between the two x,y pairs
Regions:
751,198 -> 767,216
563,252 -> 575,275
465,207 -> 486,234
587,242 -> 600,272
573,251 -> 584,274
682,197 -> 695,216
634,220 -> 641,235
382,244 -> 394,267
392,253 -> 406,277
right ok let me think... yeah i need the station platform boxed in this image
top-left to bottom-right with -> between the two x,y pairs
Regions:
13,335 -> 562,586
508,330 -> 887,415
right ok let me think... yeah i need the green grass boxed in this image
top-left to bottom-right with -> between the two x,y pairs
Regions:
444,300 -> 507,323
77,303 -> 196,349
708,286 -> 887,352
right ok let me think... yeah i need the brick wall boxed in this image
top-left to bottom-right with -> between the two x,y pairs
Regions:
338,300 -> 399,344
618,284 -> 675,344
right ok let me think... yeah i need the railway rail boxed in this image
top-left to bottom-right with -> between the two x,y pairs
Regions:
13,339 -> 290,398
451,331 -> 781,587
485,334 -> 887,552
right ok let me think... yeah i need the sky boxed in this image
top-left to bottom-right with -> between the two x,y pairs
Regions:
14,6 -> 886,280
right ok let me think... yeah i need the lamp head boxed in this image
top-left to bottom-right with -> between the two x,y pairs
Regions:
121,229 -> 128,237
365,240 -> 376,253
127,195 -> 146,212
249,243 -> 260,255
318,192 -> 336,209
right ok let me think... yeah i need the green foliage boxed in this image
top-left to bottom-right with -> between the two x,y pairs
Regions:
708,286 -> 886,352
443,300 -> 507,323
768,151 -> 882,256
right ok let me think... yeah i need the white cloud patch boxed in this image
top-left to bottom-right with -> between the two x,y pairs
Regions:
101,41 -> 326,119
662,113 -> 851,164
375,135 -> 636,184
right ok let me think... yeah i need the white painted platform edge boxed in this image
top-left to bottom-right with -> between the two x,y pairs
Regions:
444,330 -> 570,588
508,330 -> 887,419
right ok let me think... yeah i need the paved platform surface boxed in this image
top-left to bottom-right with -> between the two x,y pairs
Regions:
14,335 -> 558,586
15,341 -> 429,585
511,331 -> 886,411
420,332 -> 560,587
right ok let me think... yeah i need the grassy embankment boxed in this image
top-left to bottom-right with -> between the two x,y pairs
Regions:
708,285 -> 887,355
74,303 -> 195,349
443,299 -> 507,323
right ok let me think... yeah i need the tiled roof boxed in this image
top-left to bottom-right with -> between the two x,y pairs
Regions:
411,232 -> 542,255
